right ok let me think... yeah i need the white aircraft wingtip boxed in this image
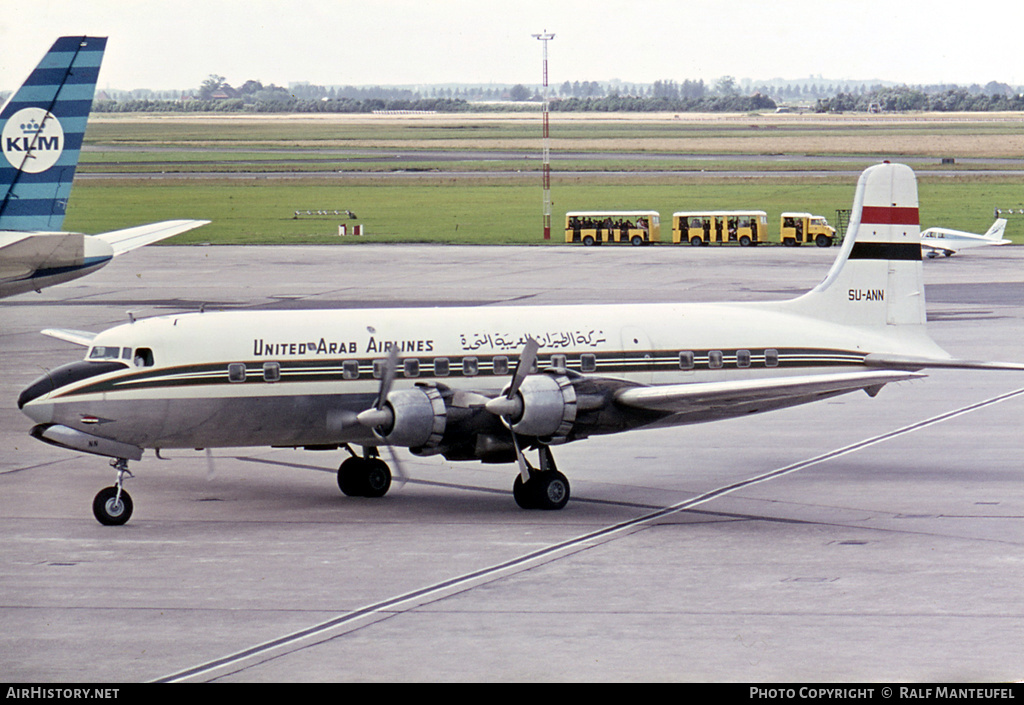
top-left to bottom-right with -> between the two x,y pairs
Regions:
41,329 -> 97,346
97,219 -> 210,256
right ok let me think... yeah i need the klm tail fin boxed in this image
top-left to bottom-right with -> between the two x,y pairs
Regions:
785,162 -> 928,331
0,36 -> 107,232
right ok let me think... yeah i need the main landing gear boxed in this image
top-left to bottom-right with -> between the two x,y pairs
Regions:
337,446 -> 392,498
512,445 -> 570,511
93,458 -> 134,526
335,444 -> 571,510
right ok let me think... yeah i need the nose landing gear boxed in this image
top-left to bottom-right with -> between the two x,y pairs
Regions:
93,458 -> 134,525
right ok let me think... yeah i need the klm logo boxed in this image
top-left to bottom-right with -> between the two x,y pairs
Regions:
1,107 -> 65,173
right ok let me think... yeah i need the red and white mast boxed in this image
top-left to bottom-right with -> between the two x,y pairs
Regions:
532,31 -> 555,240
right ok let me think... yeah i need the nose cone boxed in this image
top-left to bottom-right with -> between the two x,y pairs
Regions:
18,374 -> 55,423
18,359 -> 126,423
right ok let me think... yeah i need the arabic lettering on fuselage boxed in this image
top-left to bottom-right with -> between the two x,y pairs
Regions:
458,330 -> 607,352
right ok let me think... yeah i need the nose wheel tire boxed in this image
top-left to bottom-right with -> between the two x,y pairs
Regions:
93,486 -> 133,526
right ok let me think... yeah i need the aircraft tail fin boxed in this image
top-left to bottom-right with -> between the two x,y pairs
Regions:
94,219 -> 210,255
0,36 -> 107,232
983,218 -> 1008,241
782,162 -> 930,332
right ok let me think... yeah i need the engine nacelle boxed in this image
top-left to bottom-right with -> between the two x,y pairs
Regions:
506,374 -> 577,440
374,385 -> 447,450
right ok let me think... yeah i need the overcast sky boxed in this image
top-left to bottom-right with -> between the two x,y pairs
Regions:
2,0 -> 1021,92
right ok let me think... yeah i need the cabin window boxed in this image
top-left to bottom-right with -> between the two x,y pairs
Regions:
492,356 -> 509,376
263,361 -> 281,383
550,354 -> 567,370
372,359 -> 385,379
462,357 -> 478,376
134,348 -> 154,367
736,350 -> 751,368
228,363 -> 247,383
404,358 -> 420,378
580,353 -> 597,373
342,360 -> 360,380
708,350 -> 724,369
765,349 -> 779,368
679,351 -> 695,370
433,357 -> 450,377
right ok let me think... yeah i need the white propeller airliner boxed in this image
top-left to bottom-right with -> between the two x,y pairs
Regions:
18,162 -> 1024,524
920,218 -> 1011,258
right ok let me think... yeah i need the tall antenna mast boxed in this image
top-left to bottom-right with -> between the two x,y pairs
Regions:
532,31 -> 555,240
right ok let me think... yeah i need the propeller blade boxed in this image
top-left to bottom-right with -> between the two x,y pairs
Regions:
508,337 -> 539,399
385,445 -> 407,490
375,345 -> 401,410
205,448 -> 216,481
511,431 -> 530,483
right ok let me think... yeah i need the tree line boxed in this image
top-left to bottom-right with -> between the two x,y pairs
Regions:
816,85 -> 1024,113
87,74 -> 1024,114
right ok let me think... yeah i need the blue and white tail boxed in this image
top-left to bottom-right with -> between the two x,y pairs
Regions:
784,162 -> 929,331
0,36 -> 106,232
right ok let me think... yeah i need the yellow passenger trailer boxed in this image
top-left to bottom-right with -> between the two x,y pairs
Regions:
565,211 -> 660,246
672,211 -> 768,246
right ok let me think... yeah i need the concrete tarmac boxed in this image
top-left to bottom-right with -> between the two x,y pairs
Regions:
1,243 -> 1022,682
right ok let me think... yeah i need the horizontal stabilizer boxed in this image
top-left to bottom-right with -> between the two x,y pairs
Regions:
864,353 -> 1024,372
41,328 -> 97,346
615,370 -> 924,414
95,219 -> 210,256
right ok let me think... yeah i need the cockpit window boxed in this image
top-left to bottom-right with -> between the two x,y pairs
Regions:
88,346 -> 123,360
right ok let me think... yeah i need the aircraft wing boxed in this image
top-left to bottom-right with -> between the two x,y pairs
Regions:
921,241 -> 955,257
94,220 -> 210,256
614,370 -> 924,415
41,329 -> 97,346
864,353 -> 1024,372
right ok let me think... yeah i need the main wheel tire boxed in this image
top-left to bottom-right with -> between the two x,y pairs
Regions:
513,472 -> 570,510
362,458 -> 392,498
513,474 -> 536,509
93,486 -> 133,526
689,236 -> 704,247
582,235 -> 595,246
338,457 -> 366,497
534,471 -> 570,510
815,234 -> 831,248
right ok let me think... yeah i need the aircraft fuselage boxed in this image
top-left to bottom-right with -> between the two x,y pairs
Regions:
18,300 -> 935,458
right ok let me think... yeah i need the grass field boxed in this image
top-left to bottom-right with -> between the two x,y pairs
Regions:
64,112 -> 1024,245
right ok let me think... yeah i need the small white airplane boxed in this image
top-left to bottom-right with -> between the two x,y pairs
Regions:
18,162 -> 1024,525
920,218 -> 1010,258
0,36 -> 207,299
